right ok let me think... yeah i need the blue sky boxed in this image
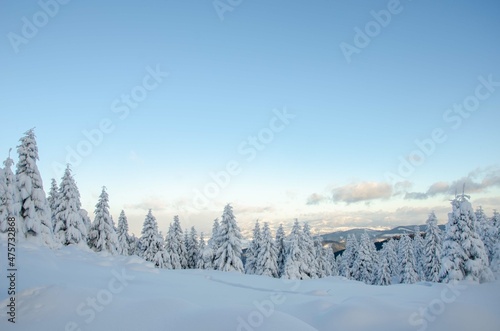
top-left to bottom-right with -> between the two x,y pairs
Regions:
1,0 -> 499,236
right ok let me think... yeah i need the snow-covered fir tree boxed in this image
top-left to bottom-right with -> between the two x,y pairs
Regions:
255,222 -> 279,277
301,222 -> 318,279
153,233 -> 172,269
275,223 -> 287,277
375,252 -> 392,286
139,209 -> 162,262
53,165 -> 87,246
165,218 -> 183,269
352,231 -> 376,284
128,233 -> 140,256
0,154 -> 19,233
47,178 -> 59,230
117,210 -> 130,255
16,129 -> 55,246
197,232 -> 214,270
339,234 -> 358,279
423,212 -> 442,282
88,187 -> 119,254
282,219 -> 309,280
245,220 -> 261,275
186,226 -> 199,269
476,206 -> 496,262
314,236 -> 330,278
214,204 -> 244,272
326,245 -> 339,276
440,193 -> 493,283
413,226 -> 425,280
208,218 -> 221,267
398,234 -> 419,284
491,241 -> 500,275
382,238 -> 398,278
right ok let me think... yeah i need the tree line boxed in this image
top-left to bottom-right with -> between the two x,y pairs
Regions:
1,129 -> 499,285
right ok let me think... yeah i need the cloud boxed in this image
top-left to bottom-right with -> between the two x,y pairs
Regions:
404,192 -> 428,200
404,167 -> 500,200
124,196 -> 169,211
331,181 -> 393,204
306,193 -> 328,205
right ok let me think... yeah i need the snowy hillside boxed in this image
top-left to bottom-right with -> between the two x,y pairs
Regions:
1,239 -> 500,331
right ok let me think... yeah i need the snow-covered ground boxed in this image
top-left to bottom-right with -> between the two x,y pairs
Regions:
1,240 -> 500,331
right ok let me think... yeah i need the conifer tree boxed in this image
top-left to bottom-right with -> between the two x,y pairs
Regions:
139,209 -> 162,262
440,193 -> 493,283
88,187 -> 119,254
117,210 -> 130,255
186,226 -> 199,269
423,212 -> 442,282
283,219 -> 309,280
398,234 -> 419,284
413,226 -> 425,280
255,222 -> 279,277
476,207 -> 496,262
47,178 -> 59,230
275,223 -> 287,277
245,220 -> 261,274
214,204 -> 244,272
339,234 -> 358,279
352,231 -> 376,284
165,219 -> 183,269
375,252 -> 392,286
197,232 -> 215,270
53,165 -> 87,246
301,222 -> 318,278
16,129 -> 54,246
314,236 -> 330,278
0,154 -> 19,233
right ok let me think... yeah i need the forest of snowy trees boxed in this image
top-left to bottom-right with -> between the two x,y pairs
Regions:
1,129 -> 500,286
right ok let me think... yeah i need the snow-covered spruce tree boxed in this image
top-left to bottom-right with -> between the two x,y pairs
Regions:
186,226 -> 199,269
275,223 -> 287,277
255,222 -> 279,278
326,245 -> 339,276
339,234 -> 358,279
117,210 -> 130,255
208,218 -> 221,268
352,231 -> 376,284
165,220 -> 183,269
53,165 -> 87,246
16,129 -> 55,246
153,233 -> 172,269
0,154 -> 20,233
47,178 -> 59,230
423,212 -> 442,282
476,206 -> 496,262
174,216 -> 188,268
139,209 -> 162,262
88,187 -> 119,254
197,232 -> 214,270
245,220 -> 261,275
282,219 -> 309,280
128,233 -> 140,256
380,239 -> 398,279
491,242 -> 500,275
213,204 -> 244,272
440,193 -> 493,283
413,226 -> 425,280
398,234 -> 419,284
314,236 -> 330,278
301,222 -> 318,279
375,252 -> 392,286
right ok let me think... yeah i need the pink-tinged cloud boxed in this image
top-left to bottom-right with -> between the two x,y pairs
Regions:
331,182 -> 393,204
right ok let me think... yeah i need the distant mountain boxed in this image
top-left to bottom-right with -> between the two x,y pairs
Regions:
319,224 -> 446,253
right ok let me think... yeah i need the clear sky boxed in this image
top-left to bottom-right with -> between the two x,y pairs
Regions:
1,0 -> 499,237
